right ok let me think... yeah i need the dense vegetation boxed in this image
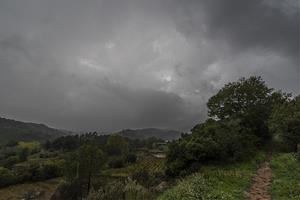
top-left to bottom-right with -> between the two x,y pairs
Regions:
0,76 -> 299,200
166,77 -> 295,176
158,152 -> 266,200
270,153 -> 300,199
0,131 -> 167,199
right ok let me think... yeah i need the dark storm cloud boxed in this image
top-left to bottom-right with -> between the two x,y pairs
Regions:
0,0 -> 298,132
166,0 -> 299,92
167,0 -> 299,59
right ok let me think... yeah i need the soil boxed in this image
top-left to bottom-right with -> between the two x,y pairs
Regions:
248,156 -> 272,200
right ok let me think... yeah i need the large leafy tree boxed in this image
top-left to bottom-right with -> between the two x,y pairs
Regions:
166,76 -> 290,176
64,143 -> 106,196
207,76 -> 283,140
269,96 -> 300,151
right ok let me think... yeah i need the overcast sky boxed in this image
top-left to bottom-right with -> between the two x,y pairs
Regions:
0,0 -> 299,132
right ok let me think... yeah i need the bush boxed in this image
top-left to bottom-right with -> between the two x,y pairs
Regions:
18,148 -> 29,162
166,119 -> 258,176
124,178 -> 151,200
158,173 -> 234,200
297,144 -> 300,161
57,179 -> 83,200
269,96 -> 300,152
3,155 -> 19,168
84,181 -> 125,200
84,179 -> 151,200
41,160 -> 64,179
13,165 -> 32,183
126,153 -> 137,163
131,169 -> 150,187
131,168 -> 165,188
270,153 -> 300,199
108,158 -> 124,168
106,135 -> 129,156
0,167 -> 16,187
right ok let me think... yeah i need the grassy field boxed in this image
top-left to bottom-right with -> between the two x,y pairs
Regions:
0,178 -> 62,200
157,152 -> 266,200
270,153 -> 300,200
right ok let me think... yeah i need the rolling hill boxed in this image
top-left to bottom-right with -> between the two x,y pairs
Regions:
0,117 -> 67,144
117,128 -> 182,141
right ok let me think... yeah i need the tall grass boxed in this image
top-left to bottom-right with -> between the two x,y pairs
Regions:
270,153 -> 300,200
157,152 -> 266,200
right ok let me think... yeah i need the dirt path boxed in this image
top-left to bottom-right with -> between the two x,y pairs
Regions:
248,156 -> 272,200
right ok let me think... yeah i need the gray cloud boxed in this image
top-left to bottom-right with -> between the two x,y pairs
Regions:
0,0 -> 298,132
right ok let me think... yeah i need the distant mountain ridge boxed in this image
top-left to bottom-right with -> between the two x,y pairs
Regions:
117,128 -> 182,140
0,117 -> 67,144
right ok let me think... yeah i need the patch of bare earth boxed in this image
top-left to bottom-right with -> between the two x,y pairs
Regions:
248,157 -> 272,200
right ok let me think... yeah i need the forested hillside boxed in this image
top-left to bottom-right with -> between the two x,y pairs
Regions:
0,117 -> 67,144
118,128 -> 182,140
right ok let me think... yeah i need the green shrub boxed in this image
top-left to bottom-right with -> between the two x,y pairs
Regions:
0,167 -> 16,187
158,174 -> 234,200
108,158 -> 124,168
57,179 -> 83,200
124,178 -> 151,200
166,119 -> 257,176
3,155 -> 19,168
269,96 -> 300,152
270,153 -> 300,199
84,181 -> 125,200
126,153 -> 137,164
41,160 -> 64,179
131,168 -> 165,188
13,165 -> 32,183
18,147 -> 29,162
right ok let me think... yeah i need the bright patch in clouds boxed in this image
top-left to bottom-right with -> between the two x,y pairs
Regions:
105,41 -> 116,49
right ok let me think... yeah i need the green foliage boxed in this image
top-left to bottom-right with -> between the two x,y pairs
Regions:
0,167 -> 16,187
49,135 -> 81,151
12,159 -> 64,183
126,153 -> 137,164
207,76 -> 271,119
207,76 -> 281,140
83,179 -> 151,200
131,168 -> 165,188
106,135 -> 129,156
84,181 -> 125,200
18,147 -> 29,162
166,76 -> 289,177
57,179 -> 84,200
166,119 -> 258,176
159,174 -> 234,200
270,153 -> 300,199
269,96 -> 300,151
3,155 -> 19,168
108,157 -> 125,168
63,143 -> 106,196
18,141 -> 40,153
41,159 -> 64,179
124,178 -> 151,200
159,153 -> 266,200
145,137 -> 164,149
